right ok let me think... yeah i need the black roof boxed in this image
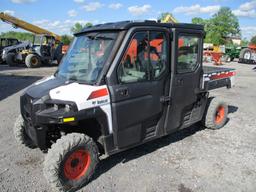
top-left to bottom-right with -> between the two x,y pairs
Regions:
76,20 -> 204,35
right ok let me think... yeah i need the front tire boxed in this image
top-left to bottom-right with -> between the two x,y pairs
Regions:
202,97 -> 228,130
43,133 -> 99,192
25,54 -> 41,68
6,53 -> 18,67
13,115 -> 36,148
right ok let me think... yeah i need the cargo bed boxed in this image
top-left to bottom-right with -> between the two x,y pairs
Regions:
202,66 -> 235,91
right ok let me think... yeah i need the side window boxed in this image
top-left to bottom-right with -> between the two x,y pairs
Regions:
118,32 -> 148,83
118,31 -> 167,83
2,40 -> 8,47
149,31 -> 167,79
177,35 -> 199,73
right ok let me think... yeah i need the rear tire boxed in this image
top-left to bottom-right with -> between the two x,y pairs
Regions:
6,53 -> 18,67
239,48 -> 252,60
25,54 -> 41,68
43,133 -> 99,192
202,97 -> 228,130
13,115 -> 36,148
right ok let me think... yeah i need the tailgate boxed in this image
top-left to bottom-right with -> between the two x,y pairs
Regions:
202,66 -> 236,90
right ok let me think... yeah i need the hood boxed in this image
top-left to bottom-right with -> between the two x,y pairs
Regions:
3,41 -> 30,52
25,76 -> 66,99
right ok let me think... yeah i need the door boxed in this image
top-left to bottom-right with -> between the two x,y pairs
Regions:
109,29 -> 170,148
165,29 -> 204,133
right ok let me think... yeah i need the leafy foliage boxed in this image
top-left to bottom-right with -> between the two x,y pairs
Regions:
251,35 -> 256,45
61,35 -> 73,45
71,22 -> 93,34
192,7 -> 240,45
1,22 -> 93,46
0,31 -> 34,41
0,31 -> 74,45
192,17 -> 207,25
241,38 -> 249,47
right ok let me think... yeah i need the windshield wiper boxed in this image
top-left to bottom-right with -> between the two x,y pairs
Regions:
94,36 -> 114,40
87,33 -> 114,40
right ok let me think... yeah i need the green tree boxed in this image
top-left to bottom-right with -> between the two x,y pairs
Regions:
0,31 -> 34,41
71,22 -> 93,34
71,23 -> 83,34
250,35 -> 256,45
192,17 -> 206,25
61,35 -> 73,45
210,7 -> 240,45
191,7 -> 240,45
85,22 -> 93,27
241,38 -> 249,47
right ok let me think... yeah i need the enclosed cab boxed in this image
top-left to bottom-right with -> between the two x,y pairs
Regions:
14,21 -> 235,191
0,38 -> 20,63
6,34 -> 63,67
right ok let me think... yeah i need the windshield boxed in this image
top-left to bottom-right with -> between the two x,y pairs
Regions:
57,32 -> 118,84
33,35 -> 42,46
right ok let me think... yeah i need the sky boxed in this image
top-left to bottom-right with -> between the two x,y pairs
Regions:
1,0 -> 256,40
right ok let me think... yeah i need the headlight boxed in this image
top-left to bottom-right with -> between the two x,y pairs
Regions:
46,100 -> 77,112
52,103 -> 73,112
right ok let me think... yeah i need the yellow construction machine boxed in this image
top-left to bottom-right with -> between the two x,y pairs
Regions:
0,12 -> 63,67
161,14 -> 178,23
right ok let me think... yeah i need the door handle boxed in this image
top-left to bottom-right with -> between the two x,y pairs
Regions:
116,87 -> 129,97
175,78 -> 184,86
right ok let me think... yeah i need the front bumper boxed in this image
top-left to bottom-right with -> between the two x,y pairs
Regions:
20,93 -> 107,150
20,93 -> 78,150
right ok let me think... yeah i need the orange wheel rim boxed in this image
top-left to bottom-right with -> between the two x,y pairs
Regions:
64,149 -> 91,180
215,106 -> 225,124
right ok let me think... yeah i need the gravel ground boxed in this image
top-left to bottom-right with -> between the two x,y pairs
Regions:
0,62 -> 255,192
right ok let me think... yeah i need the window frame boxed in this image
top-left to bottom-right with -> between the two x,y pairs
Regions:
176,33 -> 202,74
117,28 -> 169,84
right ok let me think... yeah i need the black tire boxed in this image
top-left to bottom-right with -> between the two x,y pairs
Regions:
221,55 -> 231,62
202,97 -> 228,130
25,54 -> 41,68
226,55 -> 231,62
6,53 -> 18,67
239,48 -> 252,60
13,115 -> 36,148
0,57 -> 3,64
43,133 -> 99,192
